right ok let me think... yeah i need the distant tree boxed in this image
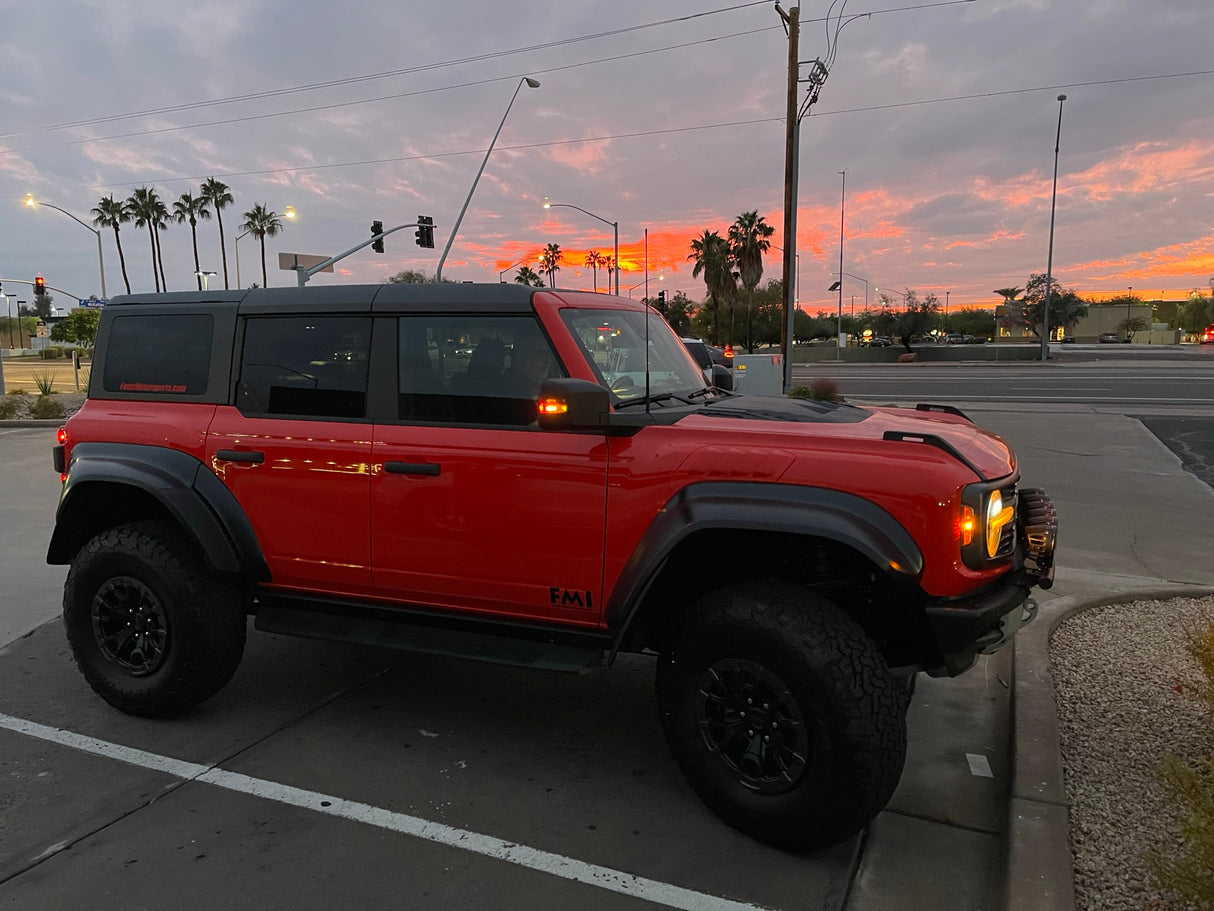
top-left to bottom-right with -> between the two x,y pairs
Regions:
728,210 -> 775,351
688,230 -> 734,346
240,204 -> 285,289
127,187 -> 163,292
1173,294 -> 1213,334
386,269 -> 429,283
514,265 -> 546,288
950,307 -> 997,340
90,195 -> 132,294
1118,314 -> 1152,341
584,250 -> 601,292
200,178 -> 235,289
659,290 -> 694,335
885,290 -> 941,351
539,243 -> 563,288
1023,272 -> 1087,338
49,309 -> 101,347
172,192 -> 211,289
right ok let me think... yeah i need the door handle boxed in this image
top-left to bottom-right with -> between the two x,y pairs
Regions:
216,449 -> 265,464
384,461 -> 441,477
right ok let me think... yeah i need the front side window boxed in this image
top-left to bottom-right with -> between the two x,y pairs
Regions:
103,313 -> 213,395
396,315 -> 563,424
560,308 -> 706,401
237,315 -> 371,419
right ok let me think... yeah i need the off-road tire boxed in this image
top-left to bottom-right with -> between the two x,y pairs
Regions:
63,520 -> 247,717
656,582 -> 907,851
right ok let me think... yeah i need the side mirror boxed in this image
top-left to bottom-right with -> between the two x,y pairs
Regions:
537,377 -> 612,431
709,364 -> 733,392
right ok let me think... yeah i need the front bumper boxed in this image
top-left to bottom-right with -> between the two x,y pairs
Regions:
923,487 -> 1058,676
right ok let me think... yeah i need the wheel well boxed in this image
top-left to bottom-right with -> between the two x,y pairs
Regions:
52,482 -> 176,565
623,528 -> 937,670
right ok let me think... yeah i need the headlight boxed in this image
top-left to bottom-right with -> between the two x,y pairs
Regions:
960,482 -> 1018,568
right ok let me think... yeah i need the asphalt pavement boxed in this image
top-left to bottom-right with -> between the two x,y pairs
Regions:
2,391 -> 1214,910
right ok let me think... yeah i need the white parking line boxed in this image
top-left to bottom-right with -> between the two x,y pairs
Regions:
0,712 -> 774,911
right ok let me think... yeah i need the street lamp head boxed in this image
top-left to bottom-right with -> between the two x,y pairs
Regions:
23,194 -> 36,208
542,197 -> 551,209
524,77 -> 541,89
284,206 -> 296,219
1057,94 -> 1067,102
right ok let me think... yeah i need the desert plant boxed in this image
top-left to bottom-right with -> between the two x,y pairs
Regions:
1149,616 -> 1214,907
27,395 -> 66,420
0,397 -> 21,419
788,378 -> 841,402
33,371 -> 56,396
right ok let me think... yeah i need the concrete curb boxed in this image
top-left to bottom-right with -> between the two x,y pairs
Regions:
1003,580 -> 1214,911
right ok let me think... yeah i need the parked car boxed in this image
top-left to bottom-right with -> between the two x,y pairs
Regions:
49,284 -> 1057,852
862,336 -> 891,347
1060,336 -> 1075,344
1201,325 -> 1214,344
1098,332 -> 1120,343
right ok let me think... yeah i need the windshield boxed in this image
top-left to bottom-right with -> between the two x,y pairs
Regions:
560,307 -> 708,402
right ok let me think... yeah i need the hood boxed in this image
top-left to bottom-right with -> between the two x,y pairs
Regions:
694,395 -> 1015,481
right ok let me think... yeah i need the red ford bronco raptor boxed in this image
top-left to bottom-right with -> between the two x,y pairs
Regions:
49,283 -> 1056,849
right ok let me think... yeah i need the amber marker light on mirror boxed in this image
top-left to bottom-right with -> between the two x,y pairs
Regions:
538,397 -> 569,416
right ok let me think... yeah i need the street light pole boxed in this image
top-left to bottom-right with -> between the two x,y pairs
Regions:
235,231 -> 250,289
1041,94 -> 1067,363
542,200 -> 619,295
437,77 -> 540,283
24,195 -> 107,299
837,169 -> 846,355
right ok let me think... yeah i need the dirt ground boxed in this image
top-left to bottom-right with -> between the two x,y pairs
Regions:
1,357 -> 89,419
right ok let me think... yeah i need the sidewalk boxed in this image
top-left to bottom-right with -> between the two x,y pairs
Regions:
947,406 -> 1214,910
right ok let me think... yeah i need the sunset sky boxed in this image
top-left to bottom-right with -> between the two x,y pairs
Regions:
3,0 -> 1213,316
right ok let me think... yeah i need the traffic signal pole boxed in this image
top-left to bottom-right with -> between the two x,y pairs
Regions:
294,221 -> 434,286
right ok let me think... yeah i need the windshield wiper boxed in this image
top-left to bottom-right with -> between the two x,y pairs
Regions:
615,392 -> 676,409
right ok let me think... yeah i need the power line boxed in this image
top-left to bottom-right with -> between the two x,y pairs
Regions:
0,2 -> 772,140
71,67 -> 1214,193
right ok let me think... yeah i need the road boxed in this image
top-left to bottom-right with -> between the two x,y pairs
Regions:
792,349 -> 1214,411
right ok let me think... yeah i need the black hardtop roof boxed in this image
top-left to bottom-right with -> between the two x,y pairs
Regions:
104,282 -> 544,310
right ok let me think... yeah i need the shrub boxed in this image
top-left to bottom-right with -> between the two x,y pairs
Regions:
789,379 -> 842,402
39,347 -> 66,360
1149,616 -> 1214,907
27,395 -> 66,420
0,397 -> 21,419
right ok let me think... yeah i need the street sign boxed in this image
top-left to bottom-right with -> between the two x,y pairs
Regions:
278,252 -> 334,273
78,298 -> 107,308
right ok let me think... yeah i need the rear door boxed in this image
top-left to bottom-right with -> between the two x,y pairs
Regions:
206,312 -> 374,596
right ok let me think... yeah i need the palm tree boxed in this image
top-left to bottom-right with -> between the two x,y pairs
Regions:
142,189 -> 170,291
240,204 -> 285,288
200,178 -> 235,289
687,230 -> 732,345
539,243 -> 563,288
603,255 -> 615,295
514,266 -> 545,288
728,211 -> 775,351
584,250 -> 601,292
173,192 -> 211,290
91,194 -> 132,294
127,187 -> 162,292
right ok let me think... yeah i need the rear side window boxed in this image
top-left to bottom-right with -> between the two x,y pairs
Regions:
102,314 -> 214,395
237,315 -> 371,419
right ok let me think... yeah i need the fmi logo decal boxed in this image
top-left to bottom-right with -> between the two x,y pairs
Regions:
549,587 -> 593,609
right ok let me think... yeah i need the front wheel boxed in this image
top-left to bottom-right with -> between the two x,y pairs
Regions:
63,521 -> 247,718
656,582 -> 907,850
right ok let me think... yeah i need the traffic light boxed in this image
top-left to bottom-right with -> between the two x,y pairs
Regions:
415,215 -> 434,249
34,275 -> 45,297
371,221 -> 384,254
656,290 -> 667,314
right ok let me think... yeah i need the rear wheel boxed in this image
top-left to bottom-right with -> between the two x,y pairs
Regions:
656,582 -> 906,850
63,521 -> 247,717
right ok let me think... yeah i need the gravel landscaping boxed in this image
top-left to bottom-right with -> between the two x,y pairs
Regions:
1052,596 -> 1214,911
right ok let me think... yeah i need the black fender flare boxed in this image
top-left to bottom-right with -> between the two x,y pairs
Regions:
47,442 -> 269,580
606,481 -> 923,658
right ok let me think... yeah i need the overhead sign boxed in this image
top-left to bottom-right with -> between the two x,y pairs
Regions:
278,252 -> 334,273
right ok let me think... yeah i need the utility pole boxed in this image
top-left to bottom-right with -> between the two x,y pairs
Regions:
777,2 -> 799,392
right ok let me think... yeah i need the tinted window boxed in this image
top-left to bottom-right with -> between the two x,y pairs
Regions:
238,316 -> 370,419
397,315 -> 562,425
103,313 -> 213,395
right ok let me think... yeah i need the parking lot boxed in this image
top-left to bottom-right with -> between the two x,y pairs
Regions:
2,424 -> 1014,910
